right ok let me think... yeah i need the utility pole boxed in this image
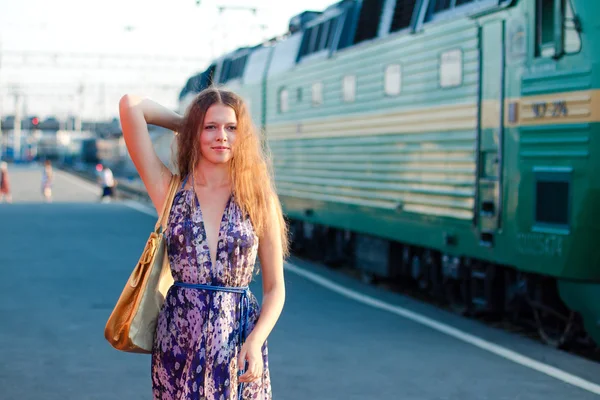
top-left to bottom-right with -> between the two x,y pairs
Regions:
13,93 -> 22,161
76,82 -> 84,132
100,83 -> 106,121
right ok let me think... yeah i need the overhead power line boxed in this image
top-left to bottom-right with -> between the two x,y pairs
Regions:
0,50 -> 208,72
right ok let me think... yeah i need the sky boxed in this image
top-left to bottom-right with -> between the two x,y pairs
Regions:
0,0 -> 338,120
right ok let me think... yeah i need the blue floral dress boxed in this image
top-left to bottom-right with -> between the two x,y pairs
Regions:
151,180 -> 271,400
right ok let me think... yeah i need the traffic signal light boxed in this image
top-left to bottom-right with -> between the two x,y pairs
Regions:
31,117 -> 39,126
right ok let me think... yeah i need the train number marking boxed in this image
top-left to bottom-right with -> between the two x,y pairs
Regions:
516,232 -> 564,257
532,100 -> 568,118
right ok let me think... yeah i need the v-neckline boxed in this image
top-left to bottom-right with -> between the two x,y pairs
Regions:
189,187 -> 232,269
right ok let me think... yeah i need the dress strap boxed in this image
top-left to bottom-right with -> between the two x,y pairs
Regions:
180,174 -> 189,190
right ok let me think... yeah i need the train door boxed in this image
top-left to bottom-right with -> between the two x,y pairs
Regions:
476,19 -> 505,248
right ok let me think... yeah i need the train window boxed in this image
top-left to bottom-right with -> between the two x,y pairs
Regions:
384,64 -> 402,96
354,0 -> 385,44
299,29 -> 311,58
535,172 -> 571,228
311,24 -> 324,53
219,55 -> 248,83
343,75 -> 356,102
564,0 -> 581,53
389,0 -> 418,33
434,0 -> 452,12
439,49 -> 463,88
279,88 -> 289,113
299,17 -> 339,60
536,0 -> 555,57
219,59 -> 231,83
297,87 -> 303,103
325,19 -> 338,48
206,64 -> 216,86
536,0 -> 581,57
320,20 -> 331,50
312,82 -> 323,106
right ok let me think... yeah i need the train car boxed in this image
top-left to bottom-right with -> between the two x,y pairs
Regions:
181,0 -> 600,349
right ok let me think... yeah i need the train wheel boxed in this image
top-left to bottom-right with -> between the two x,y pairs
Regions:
445,278 -> 471,316
442,257 -> 472,315
530,303 -> 576,348
422,251 -> 442,301
360,271 -> 378,285
528,279 -> 576,348
411,255 -> 428,291
289,220 -> 305,254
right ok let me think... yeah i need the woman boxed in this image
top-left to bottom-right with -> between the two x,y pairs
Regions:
0,162 -> 12,203
41,160 -> 53,202
119,87 -> 287,400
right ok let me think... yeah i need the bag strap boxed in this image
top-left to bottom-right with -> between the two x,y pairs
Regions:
155,174 -> 181,233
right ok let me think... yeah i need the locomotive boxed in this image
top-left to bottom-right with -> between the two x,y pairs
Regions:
178,0 -> 600,349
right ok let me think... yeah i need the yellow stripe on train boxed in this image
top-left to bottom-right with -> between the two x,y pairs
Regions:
265,90 -> 599,140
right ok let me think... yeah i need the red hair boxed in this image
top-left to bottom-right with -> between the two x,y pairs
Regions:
176,87 -> 289,257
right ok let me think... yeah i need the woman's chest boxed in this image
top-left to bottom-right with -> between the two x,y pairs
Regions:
167,192 -> 258,258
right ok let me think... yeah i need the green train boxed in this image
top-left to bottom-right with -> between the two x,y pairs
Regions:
178,0 -> 599,349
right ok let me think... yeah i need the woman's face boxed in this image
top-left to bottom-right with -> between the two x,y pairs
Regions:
199,104 -> 237,164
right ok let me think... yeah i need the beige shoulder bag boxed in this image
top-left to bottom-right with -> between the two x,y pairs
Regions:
104,174 -> 181,353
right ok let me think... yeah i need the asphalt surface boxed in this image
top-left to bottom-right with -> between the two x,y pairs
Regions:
1,164 -> 599,400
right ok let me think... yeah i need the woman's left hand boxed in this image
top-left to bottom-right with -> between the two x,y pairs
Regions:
237,338 -> 264,383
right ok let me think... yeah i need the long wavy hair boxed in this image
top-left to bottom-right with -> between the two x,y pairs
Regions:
176,87 -> 289,258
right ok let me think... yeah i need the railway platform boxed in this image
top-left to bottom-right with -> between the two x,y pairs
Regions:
1,164 -> 600,400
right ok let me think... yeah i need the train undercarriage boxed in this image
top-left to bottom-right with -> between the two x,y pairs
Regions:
288,219 -> 595,351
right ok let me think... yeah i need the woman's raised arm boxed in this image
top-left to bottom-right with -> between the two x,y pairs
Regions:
119,94 -> 183,213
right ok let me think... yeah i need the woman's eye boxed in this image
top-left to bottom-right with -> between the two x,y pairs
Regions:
205,125 -> 215,130
227,126 -> 237,131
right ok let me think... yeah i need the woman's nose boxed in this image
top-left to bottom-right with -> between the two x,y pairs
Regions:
217,127 -> 228,141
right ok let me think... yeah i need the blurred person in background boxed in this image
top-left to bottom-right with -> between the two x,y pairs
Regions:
97,164 -> 116,203
41,160 -> 53,203
0,162 -> 12,203
118,87 -> 287,400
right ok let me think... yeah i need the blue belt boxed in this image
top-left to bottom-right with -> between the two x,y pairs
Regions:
174,281 -> 250,400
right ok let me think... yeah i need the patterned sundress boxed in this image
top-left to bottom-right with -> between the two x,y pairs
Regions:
151,177 -> 272,399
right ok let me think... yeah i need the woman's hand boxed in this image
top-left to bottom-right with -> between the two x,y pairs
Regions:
237,338 -> 263,383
